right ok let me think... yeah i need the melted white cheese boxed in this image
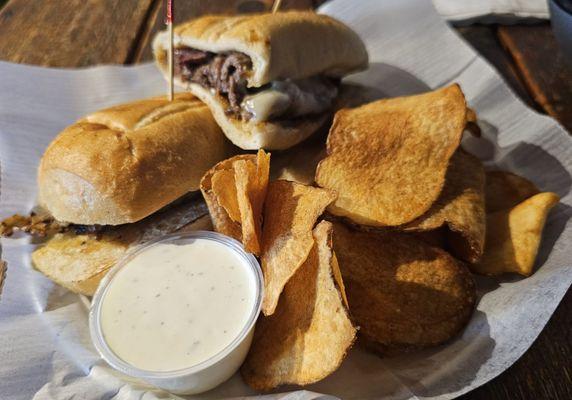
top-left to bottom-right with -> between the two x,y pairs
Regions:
242,77 -> 338,122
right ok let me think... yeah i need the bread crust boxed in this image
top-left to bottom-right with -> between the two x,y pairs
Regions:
153,11 -> 368,88
38,94 -> 232,225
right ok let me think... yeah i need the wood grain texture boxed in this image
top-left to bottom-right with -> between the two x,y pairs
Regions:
457,26 -> 538,110
458,26 -> 572,399
0,0 -> 155,66
133,0 -> 315,62
498,24 -> 572,131
0,1 -> 571,399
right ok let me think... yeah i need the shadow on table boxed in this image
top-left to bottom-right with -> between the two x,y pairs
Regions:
344,62 -> 431,103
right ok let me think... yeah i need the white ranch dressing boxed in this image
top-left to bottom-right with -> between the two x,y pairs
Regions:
100,239 -> 256,372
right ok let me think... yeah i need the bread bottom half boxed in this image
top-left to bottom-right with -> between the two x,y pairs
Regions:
188,83 -> 329,150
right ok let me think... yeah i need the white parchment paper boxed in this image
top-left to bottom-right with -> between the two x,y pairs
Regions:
432,0 -> 549,22
1,0 -> 571,399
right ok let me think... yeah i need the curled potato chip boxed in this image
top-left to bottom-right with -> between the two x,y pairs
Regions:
332,221 -> 476,354
261,180 -> 336,316
405,150 -> 486,263
316,84 -> 467,227
200,155 -> 253,241
234,150 -> 270,254
485,170 -> 540,213
200,151 -> 270,254
211,169 -> 240,222
472,192 -> 559,276
242,221 -> 356,391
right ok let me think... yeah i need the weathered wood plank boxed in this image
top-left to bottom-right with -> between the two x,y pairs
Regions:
134,0 -> 315,63
0,0 -> 155,67
498,24 -> 572,131
0,2 -> 570,399
456,26 -> 538,110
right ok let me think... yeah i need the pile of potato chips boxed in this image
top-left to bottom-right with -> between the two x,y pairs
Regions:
201,84 -> 559,390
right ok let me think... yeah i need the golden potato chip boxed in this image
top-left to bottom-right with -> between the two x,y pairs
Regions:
32,198 -> 209,295
316,84 -> 467,227
261,180 -> 336,316
0,260 -> 6,297
200,154 -> 255,242
211,169 -> 240,222
234,150 -> 270,255
472,192 -> 559,276
242,221 -> 356,391
405,150 -> 486,263
331,253 -> 349,309
201,151 -> 270,255
485,170 -> 540,213
32,231 -> 133,295
332,221 -> 476,354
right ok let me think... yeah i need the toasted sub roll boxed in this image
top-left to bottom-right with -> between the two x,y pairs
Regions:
153,12 -> 368,150
38,93 -> 232,225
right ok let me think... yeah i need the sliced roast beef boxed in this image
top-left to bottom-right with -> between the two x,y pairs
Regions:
174,46 -> 338,122
175,47 -> 251,115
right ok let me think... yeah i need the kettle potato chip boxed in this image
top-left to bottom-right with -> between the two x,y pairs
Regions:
234,150 -> 270,254
200,154 -> 253,241
332,221 -> 476,354
242,221 -> 355,391
261,180 -> 336,316
200,150 -> 270,254
316,84 -> 468,227
211,169 -> 241,222
485,170 -> 540,213
472,192 -> 559,276
405,150 -> 486,263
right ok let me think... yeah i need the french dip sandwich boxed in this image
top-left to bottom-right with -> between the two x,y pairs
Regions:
153,11 -> 368,150
39,93 -> 231,225
1,93 -> 232,295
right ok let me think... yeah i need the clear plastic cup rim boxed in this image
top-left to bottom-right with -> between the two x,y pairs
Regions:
89,230 -> 263,380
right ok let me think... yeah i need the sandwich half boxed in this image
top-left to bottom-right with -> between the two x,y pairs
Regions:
38,93 -> 232,225
1,94 -> 231,295
153,11 -> 368,150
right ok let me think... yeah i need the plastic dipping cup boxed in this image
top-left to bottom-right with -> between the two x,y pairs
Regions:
89,231 -> 263,394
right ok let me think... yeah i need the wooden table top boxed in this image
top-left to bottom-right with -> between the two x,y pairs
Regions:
0,0 -> 570,399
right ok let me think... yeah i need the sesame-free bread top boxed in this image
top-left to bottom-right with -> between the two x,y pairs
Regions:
153,11 -> 368,88
38,93 -> 232,225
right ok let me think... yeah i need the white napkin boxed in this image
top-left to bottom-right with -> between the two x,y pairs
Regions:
433,0 -> 549,22
0,0 -> 571,399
